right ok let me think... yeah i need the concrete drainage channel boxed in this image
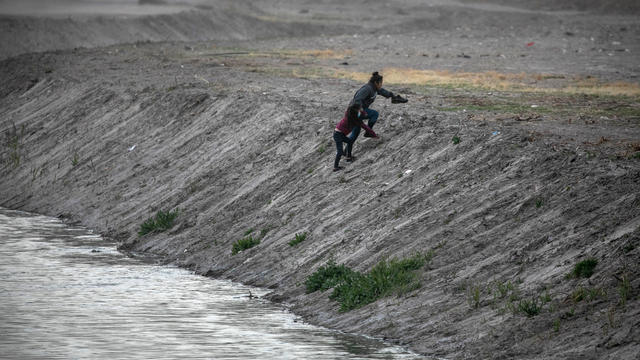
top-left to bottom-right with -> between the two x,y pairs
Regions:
1,1 -> 640,359
0,208 -> 425,359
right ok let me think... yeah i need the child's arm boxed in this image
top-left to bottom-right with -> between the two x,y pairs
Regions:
360,121 -> 377,138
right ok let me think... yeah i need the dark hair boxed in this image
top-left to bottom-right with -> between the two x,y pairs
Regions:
347,103 -> 362,128
369,71 -> 383,84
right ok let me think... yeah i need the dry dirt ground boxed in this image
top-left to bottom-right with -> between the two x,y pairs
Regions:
1,1 -> 639,359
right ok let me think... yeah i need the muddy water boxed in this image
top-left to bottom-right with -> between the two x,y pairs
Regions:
0,209 -> 424,360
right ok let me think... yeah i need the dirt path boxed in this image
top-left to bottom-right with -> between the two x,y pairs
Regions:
1,1 -> 639,359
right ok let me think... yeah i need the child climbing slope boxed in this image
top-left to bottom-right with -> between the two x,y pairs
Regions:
333,103 -> 378,171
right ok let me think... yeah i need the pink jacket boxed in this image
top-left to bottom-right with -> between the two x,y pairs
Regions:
335,110 -> 377,137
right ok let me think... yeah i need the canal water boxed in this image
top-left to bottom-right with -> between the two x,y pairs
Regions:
0,208 -> 424,359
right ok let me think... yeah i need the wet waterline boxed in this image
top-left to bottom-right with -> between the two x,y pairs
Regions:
0,209 -> 426,359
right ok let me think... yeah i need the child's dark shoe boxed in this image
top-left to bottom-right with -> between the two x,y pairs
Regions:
333,166 -> 344,172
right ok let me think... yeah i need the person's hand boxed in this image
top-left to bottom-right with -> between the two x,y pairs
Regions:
391,94 -> 408,103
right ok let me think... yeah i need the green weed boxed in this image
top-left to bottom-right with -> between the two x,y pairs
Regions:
571,286 -> 586,303
494,281 -> 515,299
318,144 -> 326,154
622,242 -> 635,253
289,232 -> 307,247
260,226 -> 272,238
452,135 -> 461,145
30,166 -> 44,181
553,318 -> 561,332
565,307 -> 575,318
231,236 -> 260,255
5,123 -> 24,168
72,153 -> 79,167
305,260 -> 355,293
306,253 -> 432,311
244,228 -> 254,236
138,209 -> 179,236
535,199 -> 543,208
619,274 -> 630,306
570,258 -> 598,278
467,285 -> 481,309
540,289 -> 552,305
607,306 -> 617,329
573,286 -> 607,303
518,297 -> 541,317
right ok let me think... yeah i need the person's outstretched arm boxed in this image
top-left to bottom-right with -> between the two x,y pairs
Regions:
377,87 -> 394,98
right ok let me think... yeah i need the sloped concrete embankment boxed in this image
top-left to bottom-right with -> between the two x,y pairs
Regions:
1,67 -> 639,359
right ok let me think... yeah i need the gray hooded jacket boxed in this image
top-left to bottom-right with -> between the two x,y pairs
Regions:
349,81 -> 394,109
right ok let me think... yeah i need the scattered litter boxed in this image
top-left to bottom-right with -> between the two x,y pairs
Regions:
262,92 -> 268,95
340,62 -> 349,65
526,42 -> 535,47
404,169 -> 412,175
531,104 -> 539,108
515,114 -> 542,122
128,145 -> 136,152
180,65 -> 184,68
612,41 -> 621,46
492,131 -> 500,136
194,75 -> 210,84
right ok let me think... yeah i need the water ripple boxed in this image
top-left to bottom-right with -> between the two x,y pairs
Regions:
0,209 -> 426,360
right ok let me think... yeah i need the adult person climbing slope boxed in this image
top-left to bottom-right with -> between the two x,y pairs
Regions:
333,103 -> 378,171
347,71 -> 407,160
